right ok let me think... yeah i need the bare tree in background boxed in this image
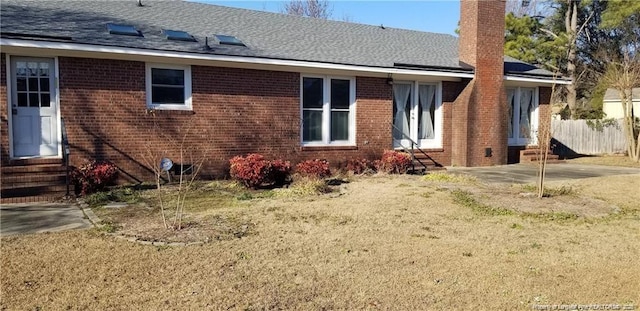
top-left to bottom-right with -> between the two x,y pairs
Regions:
600,53 -> 640,162
282,0 -> 332,19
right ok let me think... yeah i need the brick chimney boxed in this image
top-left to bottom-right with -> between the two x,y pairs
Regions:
452,0 -> 507,167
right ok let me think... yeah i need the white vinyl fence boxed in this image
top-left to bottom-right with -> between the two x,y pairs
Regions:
551,119 -> 627,155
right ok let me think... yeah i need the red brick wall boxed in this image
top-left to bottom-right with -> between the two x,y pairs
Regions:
539,86 -> 552,125
451,78 -> 473,166
453,0 -> 507,167
0,54 -> 8,165
5,52 -> 541,182
53,57 -> 402,182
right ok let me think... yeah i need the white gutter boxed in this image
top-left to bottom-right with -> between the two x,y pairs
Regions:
504,74 -> 571,85
1,38 -> 476,79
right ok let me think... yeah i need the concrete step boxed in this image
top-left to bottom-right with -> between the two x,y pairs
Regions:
0,194 -> 69,204
1,162 -> 70,202
1,182 -> 69,196
519,148 -> 563,163
521,154 -> 561,161
1,173 -> 68,188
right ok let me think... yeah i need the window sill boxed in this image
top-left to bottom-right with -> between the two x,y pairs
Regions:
147,104 -> 193,111
301,145 -> 358,151
146,107 -> 195,115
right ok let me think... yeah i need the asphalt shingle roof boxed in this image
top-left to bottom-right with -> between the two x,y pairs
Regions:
604,88 -> 640,101
0,0 -> 552,77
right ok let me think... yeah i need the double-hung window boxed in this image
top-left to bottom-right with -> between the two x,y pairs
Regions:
146,63 -> 192,110
301,76 -> 355,145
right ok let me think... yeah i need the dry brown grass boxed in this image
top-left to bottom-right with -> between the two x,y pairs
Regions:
2,174 -> 639,310
566,154 -> 640,168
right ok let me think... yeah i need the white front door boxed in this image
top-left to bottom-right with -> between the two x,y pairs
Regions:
393,82 -> 440,149
10,57 -> 59,158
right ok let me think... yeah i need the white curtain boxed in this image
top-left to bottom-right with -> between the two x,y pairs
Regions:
507,89 -> 515,138
418,85 -> 435,139
393,84 -> 411,140
519,89 -> 533,138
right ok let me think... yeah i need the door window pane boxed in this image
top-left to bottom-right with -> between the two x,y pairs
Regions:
303,77 -> 323,109
16,62 -> 27,76
519,89 -> 534,139
17,93 -> 28,107
331,111 -> 349,141
507,89 -> 515,139
40,78 -> 50,92
40,93 -> 51,107
303,110 -> 323,141
27,62 -> 38,76
330,79 -> 350,109
38,63 -> 49,77
392,84 -> 412,140
28,78 -> 38,92
17,78 -> 26,91
29,93 -> 39,107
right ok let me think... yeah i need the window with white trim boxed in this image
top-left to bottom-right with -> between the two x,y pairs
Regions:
146,63 -> 192,110
301,75 -> 355,145
507,87 -> 538,146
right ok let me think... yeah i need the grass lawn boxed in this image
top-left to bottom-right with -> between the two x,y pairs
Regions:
566,154 -> 640,168
2,172 -> 639,310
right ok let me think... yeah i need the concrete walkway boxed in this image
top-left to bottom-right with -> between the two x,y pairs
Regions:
0,203 -> 93,236
448,163 -> 640,184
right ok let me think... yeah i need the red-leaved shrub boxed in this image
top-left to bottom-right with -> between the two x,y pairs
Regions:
374,150 -> 412,174
229,154 -> 270,188
229,154 -> 292,188
295,159 -> 331,179
269,159 -> 292,187
346,158 -> 374,174
72,160 -> 118,195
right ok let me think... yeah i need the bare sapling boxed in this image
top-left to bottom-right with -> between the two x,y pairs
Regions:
140,110 -> 210,230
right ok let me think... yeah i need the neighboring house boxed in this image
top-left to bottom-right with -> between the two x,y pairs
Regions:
603,88 -> 640,119
0,1 -> 569,202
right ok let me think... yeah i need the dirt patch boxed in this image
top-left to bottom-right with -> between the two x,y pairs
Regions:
443,182 -> 618,218
2,174 -> 639,310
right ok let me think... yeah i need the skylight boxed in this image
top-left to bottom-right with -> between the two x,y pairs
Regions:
163,29 -> 196,42
215,34 -> 245,46
107,23 -> 141,36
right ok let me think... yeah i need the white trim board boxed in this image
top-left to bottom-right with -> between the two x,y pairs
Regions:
504,75 -> 571,85
4,39 -> 579,83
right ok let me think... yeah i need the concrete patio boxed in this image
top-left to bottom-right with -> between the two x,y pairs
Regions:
448,163 -> 640,184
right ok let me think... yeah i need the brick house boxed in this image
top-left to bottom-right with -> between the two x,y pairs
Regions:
0,0 -> 569,202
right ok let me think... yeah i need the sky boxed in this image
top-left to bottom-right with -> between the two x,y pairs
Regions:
192,1 -> 461,35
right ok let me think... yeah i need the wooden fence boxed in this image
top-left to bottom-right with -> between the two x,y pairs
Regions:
551,119 -> 627,156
